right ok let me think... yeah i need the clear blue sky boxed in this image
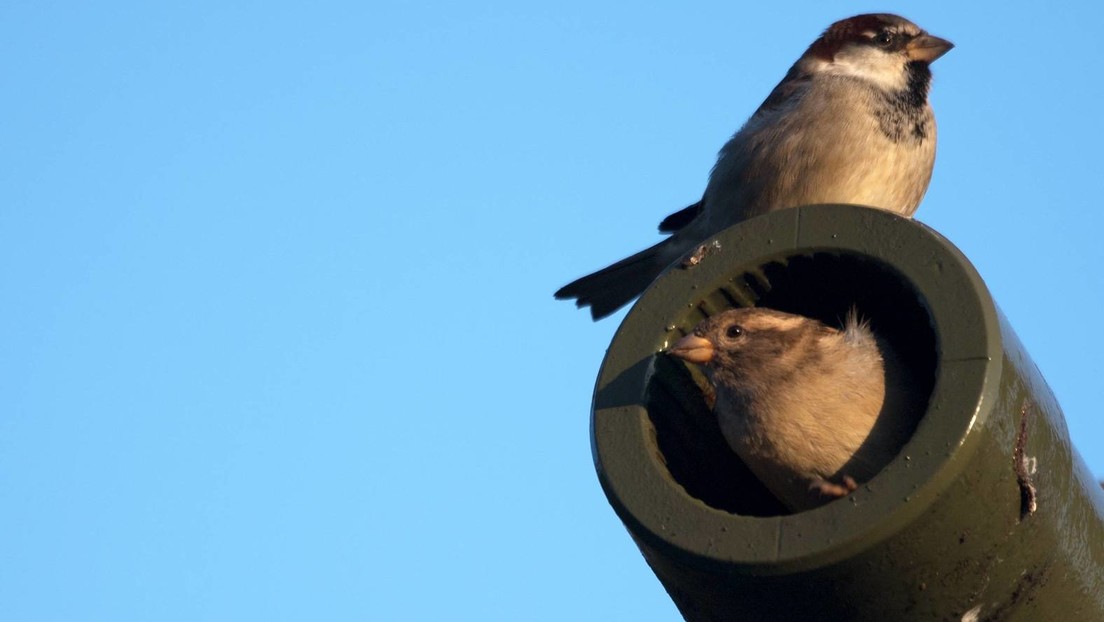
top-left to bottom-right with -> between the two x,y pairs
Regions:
4,2 -> 1103,620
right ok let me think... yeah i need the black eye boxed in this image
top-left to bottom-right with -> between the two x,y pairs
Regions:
874,31 -> 894,46
725,325 -> 743,339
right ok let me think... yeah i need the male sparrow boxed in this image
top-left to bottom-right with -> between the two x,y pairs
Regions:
556,14 -> 952,319
667,308 -> 918,511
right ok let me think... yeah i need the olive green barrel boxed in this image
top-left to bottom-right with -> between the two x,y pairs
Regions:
591,204 -> 1104,621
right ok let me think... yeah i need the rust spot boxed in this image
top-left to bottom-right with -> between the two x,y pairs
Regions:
1013,402 -> 1037,520
681,241 -> 721,268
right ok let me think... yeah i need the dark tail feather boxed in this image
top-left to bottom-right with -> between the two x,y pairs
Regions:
657,200 -> 702,233
554,239 -> 676,320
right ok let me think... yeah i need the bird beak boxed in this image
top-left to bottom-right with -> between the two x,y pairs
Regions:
906,34 -> 954,63
667,335 -> 715,365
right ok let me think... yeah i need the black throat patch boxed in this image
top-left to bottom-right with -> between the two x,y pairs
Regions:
874,61 -> 932,144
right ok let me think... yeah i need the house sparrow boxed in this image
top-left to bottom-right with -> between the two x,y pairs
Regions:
667,308 -> 916,511
555,14 -> 952,320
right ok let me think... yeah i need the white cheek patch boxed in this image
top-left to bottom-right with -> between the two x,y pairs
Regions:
824,46 -> 908,91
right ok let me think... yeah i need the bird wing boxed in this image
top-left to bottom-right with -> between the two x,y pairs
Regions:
657,200 -> 703,233
755,65 -> 813,114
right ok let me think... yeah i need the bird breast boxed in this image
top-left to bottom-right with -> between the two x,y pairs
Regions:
713,340 -> 889,499
704,76 -> 937,227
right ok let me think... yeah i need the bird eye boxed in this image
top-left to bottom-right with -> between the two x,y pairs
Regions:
725,325 -> 744,339
874,31 -> 894,46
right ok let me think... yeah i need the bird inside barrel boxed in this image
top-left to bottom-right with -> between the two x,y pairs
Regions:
667,307 -> 924,511
555,14 -> 952,320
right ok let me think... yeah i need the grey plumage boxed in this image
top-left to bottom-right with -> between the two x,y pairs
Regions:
556,14 -> 951,320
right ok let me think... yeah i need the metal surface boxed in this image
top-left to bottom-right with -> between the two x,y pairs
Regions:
591,204 -> 1104,621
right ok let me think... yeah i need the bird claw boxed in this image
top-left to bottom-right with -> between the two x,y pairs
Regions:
811,475 -> 858,499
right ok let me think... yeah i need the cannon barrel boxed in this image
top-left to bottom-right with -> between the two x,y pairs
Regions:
591,204 -> 1104,621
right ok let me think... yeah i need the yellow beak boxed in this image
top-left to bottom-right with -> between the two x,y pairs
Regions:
667,334 -> 715,365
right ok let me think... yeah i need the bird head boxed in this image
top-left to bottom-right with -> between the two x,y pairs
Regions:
667,308 -> 833,386
798,14 -> 953,94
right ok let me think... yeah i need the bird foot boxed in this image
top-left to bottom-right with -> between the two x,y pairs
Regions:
811,475 -> 858,499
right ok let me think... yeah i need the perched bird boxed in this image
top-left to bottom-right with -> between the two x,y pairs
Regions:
667,308 -> 917,511
555,14 -> 953,320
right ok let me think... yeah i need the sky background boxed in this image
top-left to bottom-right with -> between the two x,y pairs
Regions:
3,2 -> 1103,620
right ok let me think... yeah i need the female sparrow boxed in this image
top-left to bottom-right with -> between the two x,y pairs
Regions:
667,308 -> 919,511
